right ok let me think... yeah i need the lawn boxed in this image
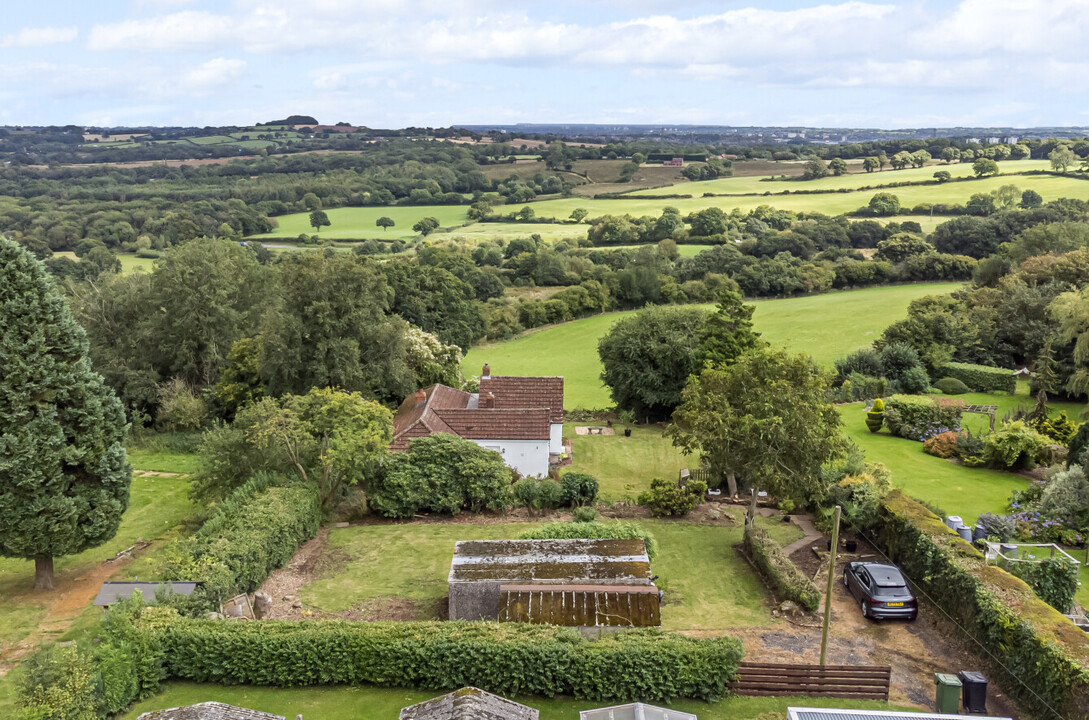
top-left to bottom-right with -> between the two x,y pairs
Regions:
52,252 -> 156,276
250,205 -> 471,241
120,682 -> 906,720
299,513 -> 801,632
563,422 -> 688,501
464,283 -> 960,409
126,431 -> 203,474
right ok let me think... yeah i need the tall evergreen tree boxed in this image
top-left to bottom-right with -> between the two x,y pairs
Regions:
0,238 -> 131,589
698,289 -> 763,368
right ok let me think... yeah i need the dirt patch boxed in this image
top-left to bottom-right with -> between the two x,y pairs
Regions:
257,528 -> 349,619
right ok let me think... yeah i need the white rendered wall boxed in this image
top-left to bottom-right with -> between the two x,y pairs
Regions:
472,439 -> 549,478
549,423 -> 563,455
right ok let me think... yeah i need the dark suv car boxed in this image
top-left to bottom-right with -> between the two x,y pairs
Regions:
843,561 -> 918,621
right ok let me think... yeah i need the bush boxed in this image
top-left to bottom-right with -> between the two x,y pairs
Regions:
976,512 -> 1016,542
157,377 -> 209,431
934,376 -> 971,395
879,342 -> 924,382
1010,557 -> 1079,613
743,524 -> 820,611
955,428 -> 985,463
143,613 -> 742,703
560,472 -> 599,507
160,474 -> 322,606
369,434 -> 512,518
1038,411 -> 1080,445
876,490 -> 1089,720
834,373 -> 887,403
884,395 -> 964,441
572,506 -> 598,523
982,421 -> 1049,470
897,365 -> 931,394
639,477 -> 707,517
942,362 -> 1016,393
865,398 -> 885,433
923,431 -> 959,458
512,478 -> 565,513
834,348 -> 882,386
1037,466 -> 1089,528
519,520 -> 659,559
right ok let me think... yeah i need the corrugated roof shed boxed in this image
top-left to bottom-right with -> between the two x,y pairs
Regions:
135,701 -> 284,720
399,687 -> 539,720
449,539 -> 653,584
93,581 -> 199,606
788,709 -> 1012,720
580,703 -> 697,719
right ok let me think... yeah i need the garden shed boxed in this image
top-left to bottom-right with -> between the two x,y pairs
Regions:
135,701 -> 284,719
93,581 -> 200,607
448,538 -> 660,626
399,687 -> 538,720
581,703 -> 696,720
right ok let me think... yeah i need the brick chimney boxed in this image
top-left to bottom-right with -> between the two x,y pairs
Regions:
479,392 -> 495,408
413,389 -> 426,405
481,363 -> 491,379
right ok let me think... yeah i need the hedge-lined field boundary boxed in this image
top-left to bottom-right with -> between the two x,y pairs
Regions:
742,524 -> 820,612
876,490 -> 1089,720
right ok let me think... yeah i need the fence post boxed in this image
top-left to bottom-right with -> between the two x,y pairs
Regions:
820,505 -> 841,667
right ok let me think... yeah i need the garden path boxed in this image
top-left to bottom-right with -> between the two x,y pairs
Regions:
781,515 -> 823,556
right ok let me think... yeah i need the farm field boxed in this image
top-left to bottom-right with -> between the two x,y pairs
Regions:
297,513 -> 802,631
251,205 -> 470,241
628,159 -> 1052,196
464,283 -> 960,408
119,682 -> 904,720
53,251 -> 156,275
431,221 -> 585,242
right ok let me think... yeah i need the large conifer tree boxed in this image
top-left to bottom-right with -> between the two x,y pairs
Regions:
0,238 -> 130,589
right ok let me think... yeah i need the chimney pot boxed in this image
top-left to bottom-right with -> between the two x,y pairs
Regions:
482,363 -> 491,378
414,389 -> 426,404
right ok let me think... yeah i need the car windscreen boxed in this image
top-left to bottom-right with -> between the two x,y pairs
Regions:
875,585 -> 912,597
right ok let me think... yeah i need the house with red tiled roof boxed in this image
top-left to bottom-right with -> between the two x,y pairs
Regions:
391,365 -> 563,477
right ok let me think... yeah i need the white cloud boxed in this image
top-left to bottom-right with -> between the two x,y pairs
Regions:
179,58 -> 247,94
0,26 -> 78,48
87,11 -> 235,51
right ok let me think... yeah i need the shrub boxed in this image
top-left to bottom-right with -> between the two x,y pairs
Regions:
976,512 -> 1016,542
982,421 -> 1049,470
143,613 -> 742,703
160,474 -> 321,606
512,478 -> 565,513
865,398 -> 885,433
157,377 -> 209,431
560,472 -> 599,507
955,428 -> 985,462
1037,411 -> 1080,445
879,342 -> 924,382
942,362 -> 1016,393
743,524 -> 820,611
824,470 -> 891,534
934,377 -> 971,395
639,477 -> 707,517
519,520 -> 659,559
884,395 -> 964,440
572,506 -> 598,523
876,490 -> 1089,720
834,373 -> 887,402
834,348 -> 883,386
1037,466 -> 1089,528
897,365 -> 931,394
1010,557 -> 1079,613
923,431 -> 959,458
369,434 -> 512,518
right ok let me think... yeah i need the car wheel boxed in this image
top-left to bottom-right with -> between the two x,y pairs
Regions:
860,599 -> 868,618
842,570 -> 849,587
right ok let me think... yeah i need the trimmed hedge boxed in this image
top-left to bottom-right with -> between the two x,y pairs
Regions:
139,611 -> 742,703
883,394 -> 964,441
742,524 -> 820,612
876,491 -> 1089,720
934,377 -> 971,395
942,362 -> 1016,393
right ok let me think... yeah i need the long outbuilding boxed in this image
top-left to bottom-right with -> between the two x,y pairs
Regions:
448,538 -> 660,627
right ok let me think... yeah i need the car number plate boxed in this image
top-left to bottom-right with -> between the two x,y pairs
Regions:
886,602 -> 904,607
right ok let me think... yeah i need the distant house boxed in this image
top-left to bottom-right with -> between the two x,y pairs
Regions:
135,701 -> 284,720
400,687 -> 538,720
662,157 -> 684,166
93,581 -> 200,607
391,365 -> 563,478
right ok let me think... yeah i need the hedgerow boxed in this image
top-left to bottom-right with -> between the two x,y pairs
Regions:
742,524 -> 820,612
141,611 -> 742,703
876,490 -> 1089,720
883,394 -> 964,440
942,362 -> 1016,393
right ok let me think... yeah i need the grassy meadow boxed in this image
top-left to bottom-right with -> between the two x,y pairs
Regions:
465,282 -> 960,408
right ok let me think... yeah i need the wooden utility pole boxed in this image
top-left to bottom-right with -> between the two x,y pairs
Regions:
820,505 -> 841,667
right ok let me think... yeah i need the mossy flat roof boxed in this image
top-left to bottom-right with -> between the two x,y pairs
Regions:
450,539 -> 654,585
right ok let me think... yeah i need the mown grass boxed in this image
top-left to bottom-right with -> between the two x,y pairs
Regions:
299,513 -> 801,632
251,206 -> 470,241
119,682 -> 907,720
52,252 -> 156,276
464,283 -> 960,408
563,422 -> 688,501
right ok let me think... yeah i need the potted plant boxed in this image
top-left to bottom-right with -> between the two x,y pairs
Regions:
619,409 -> 635,437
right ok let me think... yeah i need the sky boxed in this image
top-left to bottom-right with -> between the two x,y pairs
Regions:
2,0 -> 1088,129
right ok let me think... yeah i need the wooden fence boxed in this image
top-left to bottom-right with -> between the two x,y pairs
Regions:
729,662 -> 891,700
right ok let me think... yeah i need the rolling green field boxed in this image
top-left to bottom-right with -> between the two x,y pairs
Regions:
120,683 -> 904,720
465,283 -> 960,408
251,205 -> 471,241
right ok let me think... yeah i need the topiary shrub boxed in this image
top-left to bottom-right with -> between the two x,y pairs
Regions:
560,472 -> 599,507
934,377 -> 971,395
865,398 -> 885,433
923,431 -> 959,458
638,477 -> 707,517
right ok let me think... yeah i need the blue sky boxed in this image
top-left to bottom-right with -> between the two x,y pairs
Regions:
2,0 -> 1088,129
